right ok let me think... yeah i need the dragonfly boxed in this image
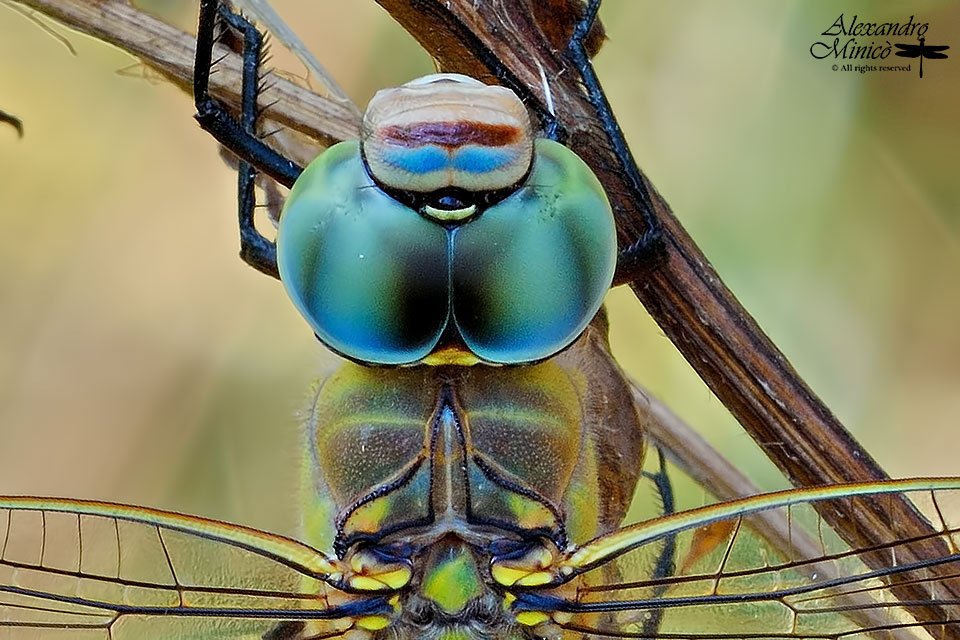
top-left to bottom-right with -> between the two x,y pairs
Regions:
894,38 -> 950,78
2,1 -> 960,639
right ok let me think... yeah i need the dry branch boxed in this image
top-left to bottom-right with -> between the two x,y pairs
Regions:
12,0 -> 360,159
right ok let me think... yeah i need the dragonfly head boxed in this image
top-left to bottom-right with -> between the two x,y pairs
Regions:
360,73 -> 535,224
277,75 -> 616,366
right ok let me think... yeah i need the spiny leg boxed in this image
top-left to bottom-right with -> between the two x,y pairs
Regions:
538,103 -> 563,143
235,164 -> 279,278
567,0 -> 666,284
639,447 -> 676,637
194,0 -> 301,187
194,0 -> 283,278
224,5 -> 280,278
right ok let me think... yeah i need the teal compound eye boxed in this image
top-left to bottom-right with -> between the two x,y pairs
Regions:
278,73 -> 616,367
277,138 -> 616,367
276,141 -> 450,365
451,139 -> 617,364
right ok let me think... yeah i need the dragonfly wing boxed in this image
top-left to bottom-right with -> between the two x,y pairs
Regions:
924,51 -> 949,59
0,498 -> 383,639
895,44 -> 922,58
517,479 -> 960,639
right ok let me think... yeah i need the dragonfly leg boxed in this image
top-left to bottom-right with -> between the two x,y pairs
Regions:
639,447 -> 676,637
193,0 -> 302,190
194,0 -> 285,278
539,111 -> 563,143
224,3 -> 280,278
566,0 -> 666,285
236,161 -> 280,278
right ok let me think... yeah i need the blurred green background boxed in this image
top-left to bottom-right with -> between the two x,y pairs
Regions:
0,0 -> 957,538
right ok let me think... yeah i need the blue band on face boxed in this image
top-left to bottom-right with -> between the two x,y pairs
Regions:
451,147 -> 515,174
380,146 -> 449,175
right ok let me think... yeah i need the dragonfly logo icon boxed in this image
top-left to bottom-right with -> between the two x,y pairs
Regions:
894,37 -> 950,78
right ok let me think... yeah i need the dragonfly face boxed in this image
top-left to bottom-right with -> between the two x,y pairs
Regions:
361,74 -> 534,201
276,73 -> 618,366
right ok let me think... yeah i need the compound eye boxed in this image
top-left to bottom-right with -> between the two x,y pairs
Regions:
277,142 -> 450,365
451,140 -> 617,364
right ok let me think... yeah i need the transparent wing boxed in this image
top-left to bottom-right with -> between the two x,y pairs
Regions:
0,498 -> 385,640
519,479 -> 960,640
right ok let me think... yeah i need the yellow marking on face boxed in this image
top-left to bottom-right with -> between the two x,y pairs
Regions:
423,203 -> 476,222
